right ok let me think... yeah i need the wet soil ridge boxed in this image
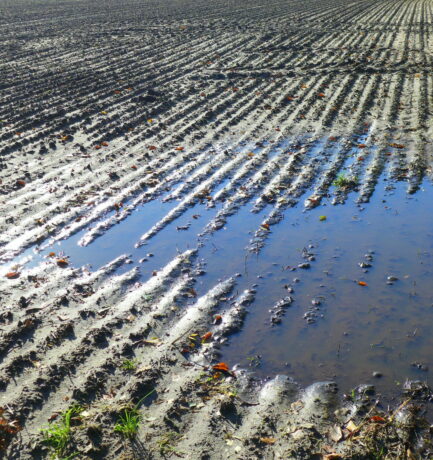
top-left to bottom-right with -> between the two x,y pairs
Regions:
1,0 -> 433,458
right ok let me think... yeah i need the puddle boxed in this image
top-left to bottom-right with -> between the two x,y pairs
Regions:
220,179 -> 433,400
5,134 -> 433,403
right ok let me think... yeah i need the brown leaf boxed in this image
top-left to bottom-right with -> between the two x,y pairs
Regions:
201,332 -> 212,342
101,141 -> 109,147
369,415 -> 386,423
148,145 -> 157,150
389,143 -> 405,149
358,144 -> 367,148
16,179 -> 26,187
187,288 -> 197,298
213,314 -> 222,324
212,362 -> 229,372
328,425 -> 343,442
56,258 -> 69,267
175,146 -> 185,151
260,437 -> 277,444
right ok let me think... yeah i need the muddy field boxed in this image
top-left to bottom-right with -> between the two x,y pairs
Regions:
1,0 -> 433,458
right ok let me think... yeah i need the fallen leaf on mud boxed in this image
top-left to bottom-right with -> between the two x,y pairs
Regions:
260,437 -> 277,444
328,425 -> 343,442
187,288 -> 197,297
369,416 -> 386,423
175,146 -> 185,151
5,272 -> 20,279
389,143 -> 405,149
247,152 -> 254,157
56,259 -> 69,267
47,413 -> 59,422
318,93 -> 326,97
201,332 -> 212,342
346,420 -> 358,432
212,362 -> 229,372
358,144 -> 367,148
358,281 -> 368,286
94,145 -> 101,150
214,314 -> 222,324
148,145 -> 157,150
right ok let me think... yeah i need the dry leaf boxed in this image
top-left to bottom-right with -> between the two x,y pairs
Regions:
56,259 -> 69,267
5,272 -> 20,279
346,420 -> 358,432
214,314 -> 222,324
358,281 -> 368,287
212,362 -> 229,372
175,146 -> 184,151
260,437 -> 277,444
328,425 -> 343,442
201,332 -> 212,342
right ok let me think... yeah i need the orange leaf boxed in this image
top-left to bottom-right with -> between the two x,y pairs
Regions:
48,252 -> 56,258
101,141 -> 109,147
389,143 -> 405,149
5,272 -> 20,279
57,259 -> 69,267
318,93 -> 326,97
358,144 -> 366,148
370,416 -> 386,423
260,437 -> 277,444
94,145 -> 101,150
358,281 -> 368,287
175,147 -> 184,151
201,332 -> 212,342
148,145 -> 157,150
212,362 -> 229,372
214,314 -> 222,324
261,223 -> 270,230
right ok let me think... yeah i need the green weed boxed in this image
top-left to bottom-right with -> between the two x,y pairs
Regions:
41,406 -> 82,459
333,173 -> 358,189
114,389 -> 155,439
121,359 -> 138,371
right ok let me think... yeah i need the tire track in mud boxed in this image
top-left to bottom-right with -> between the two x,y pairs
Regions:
2,0 -> 433,458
